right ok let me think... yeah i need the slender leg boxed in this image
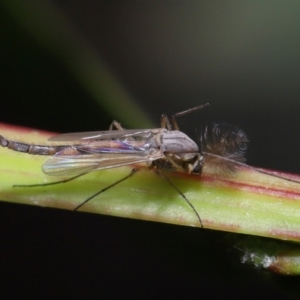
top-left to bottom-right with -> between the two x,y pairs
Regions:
73,168 -> 138,211
108,120 -> 140,144
171,103 -> 210,130
163,153 -> 182,170
171,116 -> 180,131
155,169 -> 203,228
109,120 -> 124,131
13,173 -> 87,188
160,115 -> 172,130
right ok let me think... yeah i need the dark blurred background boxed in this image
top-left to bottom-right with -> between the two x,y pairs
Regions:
1,1 -> 300,298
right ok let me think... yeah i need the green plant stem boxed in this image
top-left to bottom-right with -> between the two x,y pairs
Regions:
1,123 -> 300,240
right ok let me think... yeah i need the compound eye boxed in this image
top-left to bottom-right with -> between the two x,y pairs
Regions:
191,161 -> 202,175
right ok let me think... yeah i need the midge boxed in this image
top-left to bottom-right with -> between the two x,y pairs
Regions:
0,103 -> 249,228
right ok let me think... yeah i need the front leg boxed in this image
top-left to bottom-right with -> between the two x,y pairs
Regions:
160,115 -> 173,130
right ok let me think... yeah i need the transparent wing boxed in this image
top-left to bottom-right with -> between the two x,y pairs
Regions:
48,129 -> 162,141
42,148 -> 163,176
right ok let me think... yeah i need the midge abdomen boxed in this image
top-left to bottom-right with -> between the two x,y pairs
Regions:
0,135 -> 67,156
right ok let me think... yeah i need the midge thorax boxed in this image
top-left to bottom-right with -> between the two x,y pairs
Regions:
150,129 -> 203,174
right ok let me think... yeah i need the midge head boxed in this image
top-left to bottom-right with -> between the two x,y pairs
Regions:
158,103 -> 250,177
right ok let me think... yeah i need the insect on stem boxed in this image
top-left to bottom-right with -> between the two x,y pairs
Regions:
1,103 -> 299,229
0,104 -> 211,227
